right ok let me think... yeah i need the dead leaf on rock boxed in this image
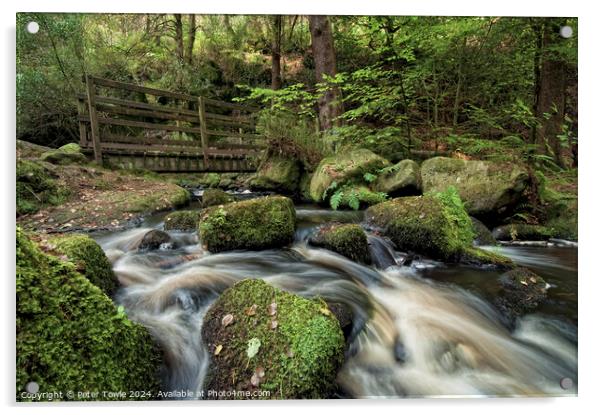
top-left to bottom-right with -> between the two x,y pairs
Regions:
319,306 -> 332,316
250,366 -> 265,387
245,304 -> 258,316
221,314 -> 234,327
214,344 -> 223,356
269,319 -> 278,330
268,302 -> 277,316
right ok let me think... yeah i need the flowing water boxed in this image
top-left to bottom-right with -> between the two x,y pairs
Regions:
93,204 -> 578,399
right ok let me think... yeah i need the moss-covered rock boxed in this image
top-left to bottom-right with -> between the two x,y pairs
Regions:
373,159 -> 421,196
494,267 -> 548,323
201,188 -> 236,208
309,149 -> 391,202
309,223 -> 371,264
420,157 -> 530,217
16,160 -> 69,216
365,187 -> 475,261
138,229 -> 171,250
331,185 -> 388,210
298,171 -> 313,202
40,143 -> 87,165
471,217 -> 497,246
164,210 -> 200,231
16,228 -> 161,401
459,246 -> 515,270
492,223 -> 554,241
199,196 -> 296,253
202,279 -> 345,399
251,156 -> 301,193
47,234 -> 119,296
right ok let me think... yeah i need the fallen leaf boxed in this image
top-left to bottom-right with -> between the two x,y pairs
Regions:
269,319 -> 278,330
268,302 -> 277,316
214,344 -> 223,356
245,304 -> 258,316
529,277 -> 538,284
319,306 -> 332,316
247,337 -> 261,358
221,314 -> 234,327
520,280 -> 529,286
255,366 -> 265,378
250,373 -> 260,387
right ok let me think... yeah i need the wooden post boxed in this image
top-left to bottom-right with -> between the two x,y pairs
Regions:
198,96 -> 209,168
85,76 -> 103,163
77,98 -> 87,148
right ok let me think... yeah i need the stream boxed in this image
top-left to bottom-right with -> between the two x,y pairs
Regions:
93,202 -> 578,399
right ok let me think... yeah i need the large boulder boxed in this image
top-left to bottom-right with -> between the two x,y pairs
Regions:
164,210 -> 200,231
365,187 -> 475,260
16,160 -> 68,216
330,185 -> 387,210
202,279 -> 345,399
471,217 -> 497,246
309,149 -> 390,203
199,196 -> 296,252
251,156 -> 301,193
46,234 -> 119,296
373,159 -> 421,196
309,223 -> 371,264
201,188 -> 235,208
40,143 -> 87,165
16,228 -> 161,401
494,267 -> 548,323
420,157 -> 530,217
492,223 -> 554,241
138,229 -> 171,250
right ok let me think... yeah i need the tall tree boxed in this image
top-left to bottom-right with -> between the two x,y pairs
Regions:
271,15 -> 283,90
174,14 -> 184,63
308,15 -> 343,130
186,14 -> 196,65
533,18 -> 569,168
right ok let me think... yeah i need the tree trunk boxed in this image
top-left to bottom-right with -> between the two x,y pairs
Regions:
534,19 -> 568,168
174,14 -> 184,63
186,14 -> 196,65
271,15 -> 282,90
308,15 -> 343,130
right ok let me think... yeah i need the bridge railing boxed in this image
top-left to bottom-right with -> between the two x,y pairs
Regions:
77,75 -> 265,172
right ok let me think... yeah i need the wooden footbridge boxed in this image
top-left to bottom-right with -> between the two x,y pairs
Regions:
77,75 -> 265,172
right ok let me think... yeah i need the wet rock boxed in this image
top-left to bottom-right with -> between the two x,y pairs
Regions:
138,229 -> 171,250
367,235 -> 398,269
199,196 -> 296,253
200,188 -> 235,208
202,279 -> 345,399
458,246 -> 515,270
309,222 -> 371,264
250,156 -> 301,194
492,223 -> 554,241
309,149 -> 390,203
373,159 -> 421,196
327,302 -> 354,341
420,157 -> 530,218
471,217 -> 497,246
298,171 -> 313,202
494,267 -> 548,323
164,210 -> 200,231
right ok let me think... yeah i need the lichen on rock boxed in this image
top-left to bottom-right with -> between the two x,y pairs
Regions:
202,279 -> 345,399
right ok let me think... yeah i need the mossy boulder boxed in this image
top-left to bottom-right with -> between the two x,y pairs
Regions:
299,171 -> 313,202
494,267 -> 548,323
138,229 -> 171,250
309,149 -> 390,202
420,157 -> 530,217
201,188 -> 236,208
16,228 -> 161,401
199,196 -> 296,253
373,159 -> 421,196
459,246 -> 515,270
365,187 -> 475,261
492,224 -> 554,241
40,143 -> 87,165
251,156 -> 301,193
331,185 -> 388,210
47,234 -> 119,296
16,159 -> 69,216
164,210 -> 200,231
471,217 -> 497,246
309,223 -> 371,264
202,279 -> 345,399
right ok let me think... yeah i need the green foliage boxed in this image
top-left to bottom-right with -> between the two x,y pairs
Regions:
163,210 -> 200,231
16,228 -> 161,401
198,196 -> 296,252
201,188 -> 235,208
48,234 -> 119,296
16,160 -> 69,216
202,278 -> 345,399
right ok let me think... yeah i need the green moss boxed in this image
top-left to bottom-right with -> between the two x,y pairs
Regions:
459,246 -> 515,270
202,279 -> 345,399
332,185 -> 387,210
199,196 -> 296,253
48,234 -> 119,296
470,217 -> 497,246
40,143 -> 87,165
164,210 -> 200,231
16,160 -> 69,216
299,171 -> 313,202
309,149 -> 391,202
252,156 -> 301,193
365,186 -> 474,260
201,188 -> 235,208
373,159 -> 421,195
16,228 -> 161,401
125,186 -> 189,213
492,223 -> 554,241
312,223 -> 371,264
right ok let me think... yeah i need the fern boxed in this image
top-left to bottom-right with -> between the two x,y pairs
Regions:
330,190 -> 343,210
322,180 -> 339,201
347,190 -> 361,211
363,172 -> 377,183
